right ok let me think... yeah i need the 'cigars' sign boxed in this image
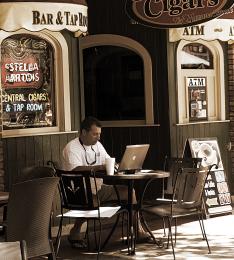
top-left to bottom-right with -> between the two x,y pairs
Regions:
125,0 -> 234,28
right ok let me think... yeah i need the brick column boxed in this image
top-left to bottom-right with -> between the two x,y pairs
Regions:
228,43 -> 234,191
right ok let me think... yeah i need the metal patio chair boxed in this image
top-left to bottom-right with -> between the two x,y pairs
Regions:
141,167 -> 211,260
55,169 -> 128,258
139,157 -> 203,237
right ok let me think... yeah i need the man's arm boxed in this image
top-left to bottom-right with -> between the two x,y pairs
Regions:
72,164 -> 106,172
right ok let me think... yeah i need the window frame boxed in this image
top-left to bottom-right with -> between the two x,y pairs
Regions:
0,29 -> 71,137
79,34 -> 154,126
176,39 -> 226,124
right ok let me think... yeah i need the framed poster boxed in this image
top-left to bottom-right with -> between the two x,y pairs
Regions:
187,77 -> 208,121
184,138 -> 232,216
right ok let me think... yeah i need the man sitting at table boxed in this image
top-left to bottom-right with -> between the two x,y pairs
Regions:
62,116 -> 149,248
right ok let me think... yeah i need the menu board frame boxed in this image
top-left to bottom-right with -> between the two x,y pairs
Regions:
183,137 -> 232,217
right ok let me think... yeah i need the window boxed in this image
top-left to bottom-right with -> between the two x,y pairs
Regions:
0,29 -> 71,137
1,34 -> 55,130
177,40 -> 225,124
79,34 -> 154,126
181,43 -> 213,69
83,46 -> 145,120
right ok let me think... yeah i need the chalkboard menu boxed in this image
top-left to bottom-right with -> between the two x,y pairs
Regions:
1,34 -> 55,130
184,138 -> 232,216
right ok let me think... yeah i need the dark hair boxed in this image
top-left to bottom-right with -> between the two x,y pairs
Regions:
80,116 -> 102,132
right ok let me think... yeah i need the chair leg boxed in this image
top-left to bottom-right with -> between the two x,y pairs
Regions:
121,212 -> 125,244
127,212 -> 130,254
168,217 -> 176,260
198,215 -> 206,239
198,215 -> 211,253
48,239 -> 56,260
101,213 -> 121,250
94,219 -> 98,250
174,218 -> 177,245
55,215 -> 64,256
162,217 -> 166,237
97,219 -> 102,260
87,220 -> 90,251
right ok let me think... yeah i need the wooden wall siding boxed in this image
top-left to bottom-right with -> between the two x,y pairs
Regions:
2,133 -> 78,226
174,123 -> 230,167
172,123 -> 231,193
102,126 -> 164,169
101,126 -> 166,200
228,43 -> 234,192
3,126 -> 164,190
3,126 -> 164,225
2,132 -> 78,190
86,0 -> 170,129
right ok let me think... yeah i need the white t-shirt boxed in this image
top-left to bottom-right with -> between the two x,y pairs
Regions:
62,137 -> 110,191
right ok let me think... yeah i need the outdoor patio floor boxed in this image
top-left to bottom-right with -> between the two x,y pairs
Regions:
54,211 -> 234,260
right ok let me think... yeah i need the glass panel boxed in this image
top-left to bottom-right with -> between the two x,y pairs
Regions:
83,46 -> 145,120
181,43 -> 213,69
1,34 -> 56,130
187,77 -> 208,121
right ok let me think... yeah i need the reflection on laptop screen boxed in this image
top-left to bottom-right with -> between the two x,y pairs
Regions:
118,144 -> 150,173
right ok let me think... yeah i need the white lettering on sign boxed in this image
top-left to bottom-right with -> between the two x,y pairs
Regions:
13,103 -> 24,112
2,94 -> 26,102
28,93 -> 47,101
4,62 -> 40,83
187,77 -> 206,87
5,62 -> 39,72
5,73 -> 39,83
26,103 -> 43,111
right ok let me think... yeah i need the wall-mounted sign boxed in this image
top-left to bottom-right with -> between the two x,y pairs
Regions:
125,0 -> 234,28
184,138 -> 232,216
169,18 -> 234,42
187,77 -> 207,121
0,2 -> 87,33
1,57 -> 43,89
1,34 -> 55,129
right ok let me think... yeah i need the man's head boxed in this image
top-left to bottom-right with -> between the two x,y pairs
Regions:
80,117 -> 102,145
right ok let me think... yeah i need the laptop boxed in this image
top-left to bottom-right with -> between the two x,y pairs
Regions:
117,144 -> 150,174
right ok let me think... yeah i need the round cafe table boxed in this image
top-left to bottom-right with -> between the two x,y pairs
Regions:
95,170 -> 170,255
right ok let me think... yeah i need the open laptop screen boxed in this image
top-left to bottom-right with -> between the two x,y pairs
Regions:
118,144 -> 150,173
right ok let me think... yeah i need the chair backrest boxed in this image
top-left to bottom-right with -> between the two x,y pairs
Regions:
173,167 -> 208,209
55,169 -> 99,210
6,177 -> 59,258
164,157 -> 202,194
18,166 -> 55,183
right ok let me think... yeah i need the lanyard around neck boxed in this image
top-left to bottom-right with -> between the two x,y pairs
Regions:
79,138 -> 97,165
